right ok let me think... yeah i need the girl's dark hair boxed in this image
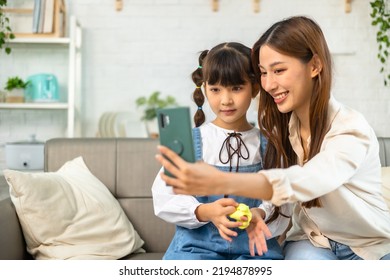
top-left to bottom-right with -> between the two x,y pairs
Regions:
251,16 -> 333,209
191,42 -> 259,127
191,43 -> 284,224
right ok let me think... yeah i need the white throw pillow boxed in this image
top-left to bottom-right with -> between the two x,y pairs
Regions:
382,166 -> 390,209
3,156 -> 145,260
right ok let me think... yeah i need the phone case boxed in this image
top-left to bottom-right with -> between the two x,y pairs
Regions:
157,107 -> 195,177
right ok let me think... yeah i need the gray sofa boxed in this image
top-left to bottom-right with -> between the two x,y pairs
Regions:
0,137 -> 389,260
0,138 -> 175,260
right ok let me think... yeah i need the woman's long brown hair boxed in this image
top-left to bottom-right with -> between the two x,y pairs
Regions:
251,16 -> 333,209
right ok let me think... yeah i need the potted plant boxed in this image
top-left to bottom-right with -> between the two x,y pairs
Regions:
4,76 -> 29,103
136,91 -> 178,137
370,0 -> 390,86
0,0 -> 15,54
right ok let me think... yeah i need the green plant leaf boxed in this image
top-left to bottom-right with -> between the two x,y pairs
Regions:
0,1 -> 14,55
136,97 -> 147,106
4,76 -> 29,91
370,0 -> 390,87
135,91 -> 178,120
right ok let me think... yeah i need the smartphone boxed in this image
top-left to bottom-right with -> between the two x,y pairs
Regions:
157,107 -> 196,177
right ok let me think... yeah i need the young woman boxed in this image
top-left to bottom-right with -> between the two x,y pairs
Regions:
152,42 -> 291,260
156,16 -> 390,260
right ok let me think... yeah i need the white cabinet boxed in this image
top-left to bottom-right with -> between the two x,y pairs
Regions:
0,16 -> 82,137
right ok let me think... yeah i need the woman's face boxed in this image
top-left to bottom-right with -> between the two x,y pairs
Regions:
258,45 -> 316,118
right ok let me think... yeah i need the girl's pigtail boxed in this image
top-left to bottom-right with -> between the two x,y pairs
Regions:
191,50 -> 208,127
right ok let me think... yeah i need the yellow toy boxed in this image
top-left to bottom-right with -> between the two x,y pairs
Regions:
229,203 -> 252,229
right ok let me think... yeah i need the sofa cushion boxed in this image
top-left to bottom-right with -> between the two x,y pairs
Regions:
3,156 -> 145,260
382,167 -> 390,209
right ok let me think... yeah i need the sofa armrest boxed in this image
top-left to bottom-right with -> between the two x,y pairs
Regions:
0,183 -> 28,260
378,137 -> 390,167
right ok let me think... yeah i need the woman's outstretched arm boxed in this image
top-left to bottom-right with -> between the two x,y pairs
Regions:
156,145 -> 273,200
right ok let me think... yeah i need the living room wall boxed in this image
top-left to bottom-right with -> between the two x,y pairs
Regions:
0,0 -> 389,171
67,0 -> 389,138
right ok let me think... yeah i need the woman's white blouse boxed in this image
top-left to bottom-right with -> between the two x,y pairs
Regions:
261,96 -> 390,259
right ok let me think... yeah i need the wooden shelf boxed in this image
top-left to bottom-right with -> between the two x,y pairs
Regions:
211,0 -> 260,12
345,0 -> 352,13
2,0 -> 66,38
210,0 -> 351,13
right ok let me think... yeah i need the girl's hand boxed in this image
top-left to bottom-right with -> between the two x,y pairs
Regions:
245,208 -> 272,256
196,198 -> 242,242
156,145 -> 223,195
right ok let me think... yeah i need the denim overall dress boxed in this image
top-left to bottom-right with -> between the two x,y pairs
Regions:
163,127 -> 284,260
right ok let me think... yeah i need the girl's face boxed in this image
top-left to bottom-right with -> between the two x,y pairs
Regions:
258,45 -> 317,118
205,80 -> 254,131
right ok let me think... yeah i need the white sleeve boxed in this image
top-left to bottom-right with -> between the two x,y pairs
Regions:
261,129 -> 372,206
151,167 -> 208,229
259,201 -> 293,237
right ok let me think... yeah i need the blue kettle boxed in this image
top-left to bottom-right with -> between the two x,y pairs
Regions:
25,74 -> 59,102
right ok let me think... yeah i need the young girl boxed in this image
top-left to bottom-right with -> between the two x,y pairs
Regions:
152,42 -> 291,260
156,17 -> 390,260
